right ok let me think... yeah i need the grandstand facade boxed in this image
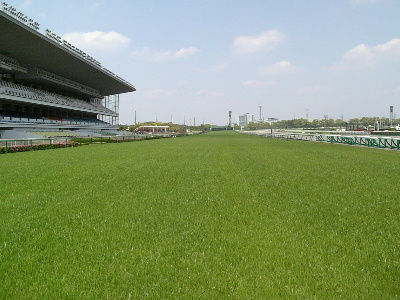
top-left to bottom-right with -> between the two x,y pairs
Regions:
0,2 -> 135,139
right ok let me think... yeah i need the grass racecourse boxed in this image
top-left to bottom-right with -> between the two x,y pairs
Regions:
1,131 -> 399,299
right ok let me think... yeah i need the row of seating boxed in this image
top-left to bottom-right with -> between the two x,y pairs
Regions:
0,55 -> 28,73
0,114 -> 111,126
0,80 -> 115,114
0,54 -> 20,67
0,110 -> 102,122
35,68 -> 102,98
28,131 -> 81,137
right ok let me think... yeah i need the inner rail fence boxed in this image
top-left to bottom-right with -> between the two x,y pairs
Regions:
242,131 -> 400,150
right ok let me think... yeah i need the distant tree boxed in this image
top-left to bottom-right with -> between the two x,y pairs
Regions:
245,121 -> 258,130
272,120 -> 284,129
360,117 -> 375,128
349,118 -> 360,124
334,119 -> 346,128
380,117 -> 390,128
192,123 -> 212,132
292,118 -> 310,128
311,119 -> 320,128
165,122 -> 180,132
118,124 -> 129,131
262,122 -> 271,129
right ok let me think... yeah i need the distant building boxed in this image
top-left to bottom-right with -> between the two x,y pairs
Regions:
267,118 -> 279,124
238,113 -> 254,127
136,125 -> 169,133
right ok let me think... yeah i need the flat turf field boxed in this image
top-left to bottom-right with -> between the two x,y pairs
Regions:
1,131 -> 399,298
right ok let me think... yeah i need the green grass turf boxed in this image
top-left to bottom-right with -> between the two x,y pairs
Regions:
1,131 -> 399,299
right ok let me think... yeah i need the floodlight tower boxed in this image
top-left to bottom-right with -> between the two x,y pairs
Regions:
390,106 -> 394,127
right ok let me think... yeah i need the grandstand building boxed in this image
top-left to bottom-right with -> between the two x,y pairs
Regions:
0,2 -> 135,139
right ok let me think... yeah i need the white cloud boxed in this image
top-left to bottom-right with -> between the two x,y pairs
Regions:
209,63 -> 227,72
148,89 -> 164,98
242,79 -> 277,88
332,39 -> 400,70
62,31 -> 131,53
90,2 -> 102,10
195,63 -> 227,73
231,29 -> 285,55
19,1 -> 33,10
131,47 -> 199,61
197,89 -> 219,99
296,85 -> 325,95
147,89 -> 177,98
259,60 -> 300,76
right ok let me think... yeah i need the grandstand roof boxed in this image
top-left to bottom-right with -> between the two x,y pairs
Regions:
0,11 -> 135,96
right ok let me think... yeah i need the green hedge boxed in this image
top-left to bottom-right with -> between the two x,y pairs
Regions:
1,133 -> 196,154
0,141 -> 79,154
71,136 -> 165,144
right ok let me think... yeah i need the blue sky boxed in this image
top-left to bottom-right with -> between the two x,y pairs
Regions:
9,0 -> 400,125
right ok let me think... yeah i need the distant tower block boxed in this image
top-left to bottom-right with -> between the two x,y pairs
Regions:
259,106 -> 262,122
229,111 -> 232,127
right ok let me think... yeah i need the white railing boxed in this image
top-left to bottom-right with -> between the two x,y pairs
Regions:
0,54 -> 27,73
